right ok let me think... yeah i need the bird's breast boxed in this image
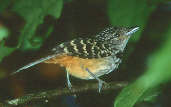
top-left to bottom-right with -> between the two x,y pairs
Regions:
44,54 -> 121,80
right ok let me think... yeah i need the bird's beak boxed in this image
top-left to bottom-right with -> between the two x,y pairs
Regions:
125,26 -> 139,36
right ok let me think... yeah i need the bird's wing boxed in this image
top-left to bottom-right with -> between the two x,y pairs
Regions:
11,37 -> 113,75
52,38 -> 113,59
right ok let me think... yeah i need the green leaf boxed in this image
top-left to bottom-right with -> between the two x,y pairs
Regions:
0,26 -> 14,62
0,26 -> 9,41
12,0 -> 63,50
114,24 -> 171,107
0,41 -> 16,62
0,0 -> 63,62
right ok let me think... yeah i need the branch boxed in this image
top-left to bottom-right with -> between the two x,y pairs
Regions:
0,81 -> 128,107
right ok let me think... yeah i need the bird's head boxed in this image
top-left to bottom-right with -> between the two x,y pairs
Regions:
96,26 -> 139,51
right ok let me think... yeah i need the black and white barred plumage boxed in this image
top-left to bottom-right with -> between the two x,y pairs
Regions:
52,26 -> 139,59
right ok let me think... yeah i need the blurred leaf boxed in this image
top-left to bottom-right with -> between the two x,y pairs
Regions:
139,89 -> 160,102
114,24 -> 171,107
0,26 -> 9,41
12,0 -> 63,50
0,0 -> 63,62
0,0 -> 11,12
107,0 -> 160,42
0,26 -> 14,62
0,41 -> 16,62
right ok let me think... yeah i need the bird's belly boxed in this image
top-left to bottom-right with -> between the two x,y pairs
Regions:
44,55 -> 120,80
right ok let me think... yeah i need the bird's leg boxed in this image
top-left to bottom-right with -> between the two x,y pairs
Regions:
66,70 -> 72,89
65,63 -> 72,89
85,68 -> 106,93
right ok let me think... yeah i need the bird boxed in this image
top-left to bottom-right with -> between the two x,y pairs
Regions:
11,26 -> 139,92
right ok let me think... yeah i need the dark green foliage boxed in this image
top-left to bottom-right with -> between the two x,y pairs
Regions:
107,0 -> 171,106
0,0 -> 171,107
12,0 -> 63,50
0,0 -> 63,62
114,26 -> 171,107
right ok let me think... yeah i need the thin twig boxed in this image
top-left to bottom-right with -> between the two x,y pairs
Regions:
1,81 -> 128,107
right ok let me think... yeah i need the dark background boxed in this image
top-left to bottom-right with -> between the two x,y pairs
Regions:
0,0 -> 171,107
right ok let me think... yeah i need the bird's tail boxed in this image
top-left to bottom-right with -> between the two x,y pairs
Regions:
10,54 -> 57,75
